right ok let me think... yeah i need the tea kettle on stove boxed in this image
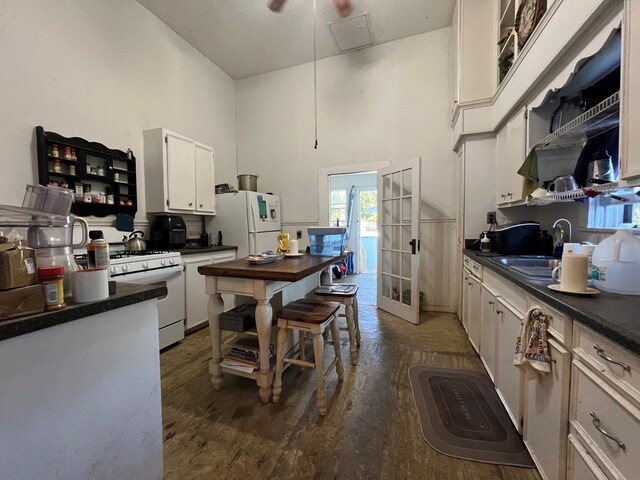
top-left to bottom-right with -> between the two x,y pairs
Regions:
122,231 -> 146,252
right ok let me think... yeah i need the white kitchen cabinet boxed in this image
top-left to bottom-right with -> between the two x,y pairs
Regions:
620,0 -> 640,180
451,0 -> 498,118
467,275 -> 481,353
183,251 -> 236,330
496,107 -> 527,205
194,144 -> 215,213
567,434 -> 610,480
480,285 -> 498,381
524,338 -> 571,480
494,297 -> 523,431
144,128 -> 216,215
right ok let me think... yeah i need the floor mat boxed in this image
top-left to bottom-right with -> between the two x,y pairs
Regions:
408,366 -> 535,468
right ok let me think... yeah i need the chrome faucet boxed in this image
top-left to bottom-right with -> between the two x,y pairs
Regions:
552,218 -> 572,245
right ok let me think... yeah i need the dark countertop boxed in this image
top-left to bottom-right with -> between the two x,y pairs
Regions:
0,283 -> 167,342
172,245 -> 238,256
464,249 -> 640,355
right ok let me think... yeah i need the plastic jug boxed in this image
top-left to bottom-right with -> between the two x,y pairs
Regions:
591,230 -> 640,295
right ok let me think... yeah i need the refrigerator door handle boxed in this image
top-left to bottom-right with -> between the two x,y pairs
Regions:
249,233 -> 257,255
248,201 -> 257,234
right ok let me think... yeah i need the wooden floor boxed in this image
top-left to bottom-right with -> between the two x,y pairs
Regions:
160,305 -> 542,480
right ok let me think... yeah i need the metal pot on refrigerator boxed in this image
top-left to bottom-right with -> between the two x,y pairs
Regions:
237,174 -> 258,192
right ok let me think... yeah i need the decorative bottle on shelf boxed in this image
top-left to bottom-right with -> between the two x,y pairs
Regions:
51,144 -> 59,158
52,159 -> 62,173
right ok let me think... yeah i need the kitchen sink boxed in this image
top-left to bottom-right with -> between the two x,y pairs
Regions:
490,256 -> 560,278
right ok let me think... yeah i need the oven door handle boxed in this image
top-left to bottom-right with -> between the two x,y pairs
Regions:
111,266 -> 183,283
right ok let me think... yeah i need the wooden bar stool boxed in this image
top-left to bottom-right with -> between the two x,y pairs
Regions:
272,299 -> 344,416
314,284 -> 360,366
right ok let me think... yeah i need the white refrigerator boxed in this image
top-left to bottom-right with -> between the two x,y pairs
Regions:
206,191 -> 281,258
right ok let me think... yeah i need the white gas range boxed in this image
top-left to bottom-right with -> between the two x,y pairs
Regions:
77,250 -> 185,349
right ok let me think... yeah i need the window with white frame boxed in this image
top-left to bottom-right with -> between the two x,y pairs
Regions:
330,189 -> 347,226
588,187 -> 640,229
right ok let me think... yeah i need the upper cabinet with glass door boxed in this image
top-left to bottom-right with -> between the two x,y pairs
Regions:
498,0 -> 550,86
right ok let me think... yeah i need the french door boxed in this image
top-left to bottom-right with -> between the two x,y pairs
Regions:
376,158 -> 422,324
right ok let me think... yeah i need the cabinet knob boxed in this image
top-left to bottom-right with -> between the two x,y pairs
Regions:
501,194 -> 506,198
199,204 -> 203,208
496,309 -> 503,314
488,301 -> 494,305
189,202 -> 193,207
507,193 -> 513,197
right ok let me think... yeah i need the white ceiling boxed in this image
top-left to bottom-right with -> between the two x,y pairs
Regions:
137,0 -> 455,80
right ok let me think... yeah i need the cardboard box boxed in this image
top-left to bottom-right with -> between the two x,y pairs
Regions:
0,246 -> 37,290
0,284 -> 45,321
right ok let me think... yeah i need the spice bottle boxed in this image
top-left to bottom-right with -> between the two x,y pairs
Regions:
53,159 -> 62,173
51,144 -> 59,158
71,148 -> 77,161
75,181 -> 83,201
87,230 -> 110,269
39,266 -> 66,310
63,146 -> 72,160
69,164 -> 76,176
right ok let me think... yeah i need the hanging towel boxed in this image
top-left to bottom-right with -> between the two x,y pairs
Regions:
514,306 -> 551,375
517,149 -> 539,198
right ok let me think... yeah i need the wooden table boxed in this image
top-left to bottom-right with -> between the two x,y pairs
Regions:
198,253 -> 347,403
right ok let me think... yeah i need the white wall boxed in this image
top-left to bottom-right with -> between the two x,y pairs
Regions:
0,0 -> 236,234
236,29 -> 457,311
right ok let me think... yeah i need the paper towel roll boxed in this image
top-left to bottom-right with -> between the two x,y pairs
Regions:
73,269 -> 109,303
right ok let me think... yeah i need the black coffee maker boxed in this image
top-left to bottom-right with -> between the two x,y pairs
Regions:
149,215 -> 187,249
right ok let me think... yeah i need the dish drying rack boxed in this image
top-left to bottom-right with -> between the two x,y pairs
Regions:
532,92 -> 620,151
527,182 -> 619,205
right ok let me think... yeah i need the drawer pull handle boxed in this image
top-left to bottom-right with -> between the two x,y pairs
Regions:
488,301 -> 494,305
496,309 -> 503,314
590,412 -> 626,450
594,344 -> 631,372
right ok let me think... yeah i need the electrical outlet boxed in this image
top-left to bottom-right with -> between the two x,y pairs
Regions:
486,211 -> 496,224
296,230 -> 302,239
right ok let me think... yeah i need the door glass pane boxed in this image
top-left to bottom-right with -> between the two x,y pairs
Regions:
383,200 -> 391,225
402,226 -> 412,252
403,169 -> 413,196
383,175 -> 391,200
392,172 -> 401,198
402,279 -> 412,306
392,251 -> 400,276
402,253 -> 411,278
382,250 -> 391,274
382,274 -> 391,299
392,225 -> 400,250
402,197 -> 412,223
392,277 -> 400,302
392,199 -> 400,223
382,226 -> 391,248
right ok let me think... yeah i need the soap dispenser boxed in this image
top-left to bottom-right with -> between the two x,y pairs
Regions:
480,233 -> 491,253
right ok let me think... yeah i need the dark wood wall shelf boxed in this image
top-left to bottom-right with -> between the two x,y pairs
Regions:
36,126 -> 138,217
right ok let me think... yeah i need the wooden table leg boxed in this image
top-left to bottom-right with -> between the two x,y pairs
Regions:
254,285 -> 274,404
206,276 -> 224,391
